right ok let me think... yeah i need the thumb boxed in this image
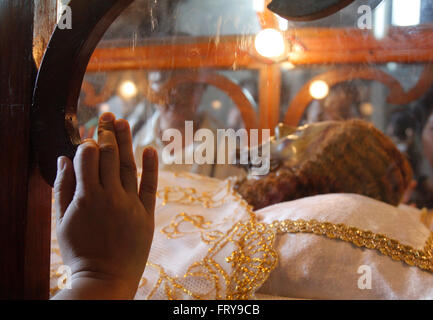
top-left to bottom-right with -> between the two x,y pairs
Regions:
139,147 -> 158,216
54,156 -> 75,222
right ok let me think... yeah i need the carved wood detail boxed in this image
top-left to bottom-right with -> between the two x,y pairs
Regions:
283,64 -> 433,126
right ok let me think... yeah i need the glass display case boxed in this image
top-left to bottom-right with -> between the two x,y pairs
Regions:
56,0 -> 433,208
8,0 -> 432,299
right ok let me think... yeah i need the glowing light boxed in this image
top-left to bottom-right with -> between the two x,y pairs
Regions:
373,0 -> 387,40
392,0 -> 421,27
360,102 -> 374,116
277,16 -> 289,31
309,80 -> 329,100
253,0 -> 265,12
292,43 -> 304,53
100,103 -> 110,113
212,100 -> 222,110
387,62 -> 398,71
254,28 -> 286,59
119,81 -> 137,99
282,62 -> 295,70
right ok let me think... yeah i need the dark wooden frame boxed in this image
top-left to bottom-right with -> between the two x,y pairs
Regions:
0,0 -> 58,300
267,0 -> 355,21
0,0 -> 134,299
33,0 -> 134,186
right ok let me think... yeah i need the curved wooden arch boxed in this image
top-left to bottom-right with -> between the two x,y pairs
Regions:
283,64 -> 433,126
32,0 -> 134,186
81,70 -> 258,131
158,72 -> 259,131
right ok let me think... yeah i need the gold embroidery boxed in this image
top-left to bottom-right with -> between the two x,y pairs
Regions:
421,208 -> 433,230
147,219 -> 278,300
157,185 -> 230,208
161,212 -> 212,238
160,212 -> 229,244
156,181 -> 255,219
271,219 -> 433,273
49,262 -> 63,297
152,177 -> 278,299
424,233 -> 433,258
201,230 -> 225,244
146,263 -> 204,300
138,277 -> 148,288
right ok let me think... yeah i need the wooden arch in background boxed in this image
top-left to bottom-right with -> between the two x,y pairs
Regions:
81,71 -> 259,130
283,64 -> 433,126
160,72 -> 259,130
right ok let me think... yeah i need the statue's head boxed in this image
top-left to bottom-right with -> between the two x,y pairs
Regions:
235,119 -> 413,210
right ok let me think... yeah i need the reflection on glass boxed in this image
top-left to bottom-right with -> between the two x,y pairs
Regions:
254,28 -> 287,59
76,0 -> 433,209
309,80 -> 329,100
392,0 -> 421,26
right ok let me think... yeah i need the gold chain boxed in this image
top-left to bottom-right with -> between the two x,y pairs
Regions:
157,179 -> 433,275
271,219 -> 433,273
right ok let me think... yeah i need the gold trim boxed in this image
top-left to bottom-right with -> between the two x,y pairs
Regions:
420,208 -> 433,230
271,219 -> 433,273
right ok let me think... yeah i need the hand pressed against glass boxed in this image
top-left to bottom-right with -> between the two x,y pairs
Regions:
53,112 -> 158,300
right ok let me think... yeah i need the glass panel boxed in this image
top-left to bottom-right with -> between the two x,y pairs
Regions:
77,0 -> 433,209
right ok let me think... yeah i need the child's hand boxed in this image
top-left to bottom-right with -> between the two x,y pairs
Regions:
53,112 -> 158,299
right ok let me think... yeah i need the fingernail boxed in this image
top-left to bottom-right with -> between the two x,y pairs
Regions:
115,120 -> 127,131
80,140 -> 96,148
57,157 -> 66,171
144,148 -> 155,159
82,138 -> 96,144
101,113 -> 114,122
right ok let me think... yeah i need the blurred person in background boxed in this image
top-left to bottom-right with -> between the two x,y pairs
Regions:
410,103 -> 433,209
132,69 -> 245,180
305,82 -> 366,123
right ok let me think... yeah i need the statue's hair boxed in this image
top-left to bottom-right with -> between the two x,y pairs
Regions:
235,120 -> 413,210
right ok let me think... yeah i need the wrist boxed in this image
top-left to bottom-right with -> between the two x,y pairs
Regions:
72,271 -> 138,299
52,270 -> 139,300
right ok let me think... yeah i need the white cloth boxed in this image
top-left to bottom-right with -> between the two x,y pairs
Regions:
50,173 -> 433,300
134,171 -> 275,299
255,193 -> 433,300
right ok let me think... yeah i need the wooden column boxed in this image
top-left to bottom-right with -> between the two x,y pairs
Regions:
26,0 -> 57,300
0,0 -> 56,299
259,65 -> 282,132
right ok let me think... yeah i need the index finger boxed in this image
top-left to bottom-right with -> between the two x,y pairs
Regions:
139,147 -> 158,216
98,112 -> 121,189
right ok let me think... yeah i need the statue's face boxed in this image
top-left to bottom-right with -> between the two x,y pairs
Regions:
267,121 -> 339,171
237,119 -> 412,209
